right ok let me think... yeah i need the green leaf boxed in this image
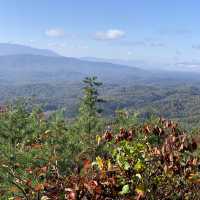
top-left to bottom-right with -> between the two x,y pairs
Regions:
134,160 -> 145,172
120,184 -> 130,194
124,161 -> 131,170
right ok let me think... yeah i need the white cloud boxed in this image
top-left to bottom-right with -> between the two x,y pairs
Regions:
94,29 -> 125,40
29,40 -> 36,43
127,51 -> 133,55
45,28 -> 65,37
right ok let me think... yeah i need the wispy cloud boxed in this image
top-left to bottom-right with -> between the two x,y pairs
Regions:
175,61 -> 200,69
116,39 -> 165,48
48,43 -> 66,49
118,40 -> 146,47
29,40 -> 36,43
175,50 -> 182,55
158,28 -> 191,36
192,44 -> 200,50
94,29 -> 125,40
127,51 -> 133,55
45,28 -> 65,37
149,42 -> 165,47
47,43 -> 89,51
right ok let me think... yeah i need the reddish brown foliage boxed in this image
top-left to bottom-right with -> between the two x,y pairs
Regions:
11,119 -> 200,199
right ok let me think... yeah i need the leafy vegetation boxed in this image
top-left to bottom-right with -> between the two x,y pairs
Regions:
1,81 -> 200,129
1,77 -> 200,199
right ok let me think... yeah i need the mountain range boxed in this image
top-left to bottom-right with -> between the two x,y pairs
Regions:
80,57 -> 199,72
0,43 -> 59,57
0,43 -> 151,85
1,43 -> 200,126
0,43 -> 199,86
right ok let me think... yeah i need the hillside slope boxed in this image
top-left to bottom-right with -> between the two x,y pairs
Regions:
0,54 -> 147,84
0,43 -> 59,57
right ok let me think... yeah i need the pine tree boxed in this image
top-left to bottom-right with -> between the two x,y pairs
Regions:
78,76 -> 103,135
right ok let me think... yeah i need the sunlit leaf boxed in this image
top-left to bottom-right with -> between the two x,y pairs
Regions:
96,135 -> 101,145
120,184 -> 130,194
134,160 -> 145,172
96,156 -> 104,170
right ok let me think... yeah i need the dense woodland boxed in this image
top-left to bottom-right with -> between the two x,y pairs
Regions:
1,80 -> 200,129
1,77 -> 200,199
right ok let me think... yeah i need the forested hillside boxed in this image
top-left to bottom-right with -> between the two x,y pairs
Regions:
1,81 -> 200,128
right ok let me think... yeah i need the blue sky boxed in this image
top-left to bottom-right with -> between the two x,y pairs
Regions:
0,0 -> 200,67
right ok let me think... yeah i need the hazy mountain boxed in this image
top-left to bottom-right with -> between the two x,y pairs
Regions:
0,54 -> 148,84
0,44 -> 199,87
0,43 -> 59,57
81,57 -> 200,72
80,57 -> 166,70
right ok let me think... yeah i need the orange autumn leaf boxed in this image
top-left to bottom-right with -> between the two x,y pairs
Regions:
34,184 -> 44,192
14,197 -> 23,200
83,159 -> 91,172
31,143 -> 43,149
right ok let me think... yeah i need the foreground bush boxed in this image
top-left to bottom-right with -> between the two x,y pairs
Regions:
2,118 -> 200,200
1,78 -> 200,199
62,119 -> 200,199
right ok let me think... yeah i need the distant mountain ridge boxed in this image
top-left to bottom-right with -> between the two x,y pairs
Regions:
0,43 -> 60,57
80,57 -> 166,70
0,43 -> 200,86
80,57 -> 200,72
0,53 -> 146,84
